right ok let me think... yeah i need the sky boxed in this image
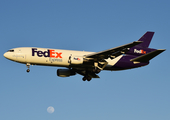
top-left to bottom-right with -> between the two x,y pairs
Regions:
0,0 -> 170,120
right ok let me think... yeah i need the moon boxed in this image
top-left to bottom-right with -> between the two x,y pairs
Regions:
47,106 -> 55,114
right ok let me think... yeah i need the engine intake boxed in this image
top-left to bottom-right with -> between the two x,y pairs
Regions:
57,69 -> 76,77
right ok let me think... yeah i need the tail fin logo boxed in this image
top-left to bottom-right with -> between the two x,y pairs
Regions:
134,49 -> 146,54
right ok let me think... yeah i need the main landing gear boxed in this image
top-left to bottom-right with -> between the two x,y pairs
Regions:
26,63 -> 30,73
82,68 -> 100,82
92,68 -> 101,74
82,76 -> 92,81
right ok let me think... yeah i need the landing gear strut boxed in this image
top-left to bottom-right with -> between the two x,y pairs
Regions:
26,63 -> 30,73
93,68 -> 101,74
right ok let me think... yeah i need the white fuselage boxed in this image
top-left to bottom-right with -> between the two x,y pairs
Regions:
3,32 -> 165,81
4,47 -> 123,70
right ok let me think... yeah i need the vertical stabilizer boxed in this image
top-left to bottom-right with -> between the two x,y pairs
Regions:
137,31 -> 154,48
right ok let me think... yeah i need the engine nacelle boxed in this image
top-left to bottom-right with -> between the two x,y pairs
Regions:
70,56 -> 83,64
57,69 -> 76,77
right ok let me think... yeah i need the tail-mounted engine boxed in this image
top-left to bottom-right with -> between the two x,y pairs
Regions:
57,69 -> 76,77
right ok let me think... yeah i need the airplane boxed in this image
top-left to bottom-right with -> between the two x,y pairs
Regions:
3,32 -> 165,81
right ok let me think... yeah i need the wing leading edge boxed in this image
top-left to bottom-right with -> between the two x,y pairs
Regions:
84,41 -> 143,61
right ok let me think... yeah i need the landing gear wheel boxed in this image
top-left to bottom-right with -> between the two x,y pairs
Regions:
27,69 -> 30,72
26,63 -> 30,73
87,76 -> 92,81
82,77 -> 87,81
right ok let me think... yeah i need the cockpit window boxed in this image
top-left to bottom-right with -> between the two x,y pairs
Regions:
7,50 -> 14,52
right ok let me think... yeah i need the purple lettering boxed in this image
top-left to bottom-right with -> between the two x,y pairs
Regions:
37,51 -> 43,57
32,48 -> 61,58
32,48 -> 37,56
44,50 -> 50,57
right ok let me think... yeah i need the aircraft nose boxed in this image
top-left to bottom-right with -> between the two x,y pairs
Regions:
3,52 -> 7,58
3,52 -> 11,60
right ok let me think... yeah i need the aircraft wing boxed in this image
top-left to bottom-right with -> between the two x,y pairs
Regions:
84,41 -> 142,61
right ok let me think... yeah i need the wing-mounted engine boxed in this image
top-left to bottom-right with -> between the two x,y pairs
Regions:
57,69 -> 76,77
68,56 -> 84,65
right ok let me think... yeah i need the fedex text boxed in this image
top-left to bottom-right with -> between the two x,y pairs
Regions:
32,48 -> 62,58
134,49 -> 146,54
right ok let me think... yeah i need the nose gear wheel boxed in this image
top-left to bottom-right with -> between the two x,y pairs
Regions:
26,63 -> 30,73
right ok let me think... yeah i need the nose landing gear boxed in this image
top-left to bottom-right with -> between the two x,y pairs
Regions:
27,69 -> 30,72
26,63 -> 30,73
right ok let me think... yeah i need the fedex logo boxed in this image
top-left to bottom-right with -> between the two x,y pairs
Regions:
74,57 -> 81,60
32,48 -> 62,58
134,49 -> 146,54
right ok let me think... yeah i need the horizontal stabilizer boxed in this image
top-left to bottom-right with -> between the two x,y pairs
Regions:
130,49 -> 165,62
